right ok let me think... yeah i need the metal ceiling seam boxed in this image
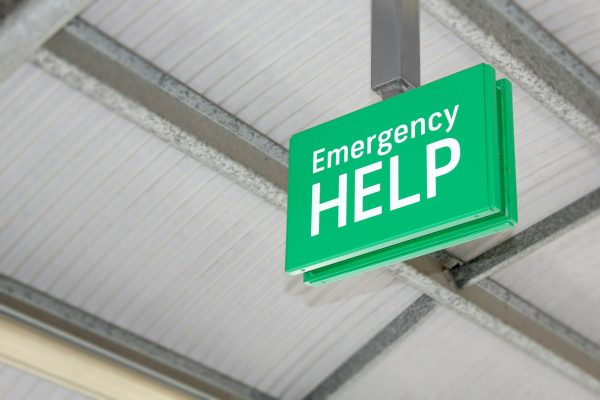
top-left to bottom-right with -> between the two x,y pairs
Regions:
0,0 -> 95,83
205,2 -> 366,103
167,0 -> 266,78
223,13 -> 370,115
69,174 -> 233,307
196,2 -> 352,99
14,127 -> 161,281
47,162 -> 212,302
0,274 -> 276,400
303,295 -> 437,400
101,183 -> 250,325
232,28 -> 370,119
130,195 -> 269,331
172,242 -> 287,359
124,0 -> 198,49
109,0 -> 164,39
421,0 -> 600,150
148,203 -> 278,343
0,118 -> 132,271
68,154 -> 205,312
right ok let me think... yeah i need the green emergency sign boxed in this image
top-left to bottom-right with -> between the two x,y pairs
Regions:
285,64 -> 517,286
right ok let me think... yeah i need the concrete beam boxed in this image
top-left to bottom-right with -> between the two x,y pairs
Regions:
421,0 -> 600,150
0,275 -> 274,400
451,188 -> 600,287
0,0 -> 94,83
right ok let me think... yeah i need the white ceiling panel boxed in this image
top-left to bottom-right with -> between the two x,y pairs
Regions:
0,363 -> 87,400
331,306 -> 598,400
0,63 -> 422,399
81,0 -> 600,262
515,0 -> 600,74
493,214 -> 600,345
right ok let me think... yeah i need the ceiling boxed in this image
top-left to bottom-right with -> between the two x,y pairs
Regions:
0,0 -> 599,399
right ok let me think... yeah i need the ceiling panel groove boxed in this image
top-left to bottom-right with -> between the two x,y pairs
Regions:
0,116 -> 128,275
38,139 -> 174,299
128,193 -> 268,333
15,130 -> 164,283
223,15 -> 370,116
232,29 -> 370,121
93,180 -> 241,322
207,3 -> 366,105
169,2 -> 268,79
15,129 -> 164,287
193,2 -> 353,98
119,0 -> 197,48
153,206 -> 283,345
98,183 -> 250,325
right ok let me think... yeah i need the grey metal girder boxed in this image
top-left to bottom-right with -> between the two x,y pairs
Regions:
0,275 -> 274,400
421,0 -> 600,150
0,0 -> 94,83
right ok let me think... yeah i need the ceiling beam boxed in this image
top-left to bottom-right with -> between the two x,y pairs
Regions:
39,18 -> 288,210
303,295 -> 436,400
0,275 -> 275,400
451,188 -> 600,287
34,16 -> 600,397
421,0 -> 600,150
0,0 -> 94,83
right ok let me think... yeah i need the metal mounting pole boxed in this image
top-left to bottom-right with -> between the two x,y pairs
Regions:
371,0 -> 420,98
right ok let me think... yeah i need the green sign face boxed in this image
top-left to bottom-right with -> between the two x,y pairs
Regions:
286,64 -> 517,286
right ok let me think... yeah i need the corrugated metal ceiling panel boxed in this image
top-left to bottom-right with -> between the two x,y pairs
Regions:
494,214 -> 600,345
331,306 -> 598,400
0,363 -> 87,400
515,0 -> 600,74
80,0 -> 600,261
0,63 -> 422,399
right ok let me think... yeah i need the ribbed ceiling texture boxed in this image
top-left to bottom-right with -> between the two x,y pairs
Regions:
0,0 -> 599,399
